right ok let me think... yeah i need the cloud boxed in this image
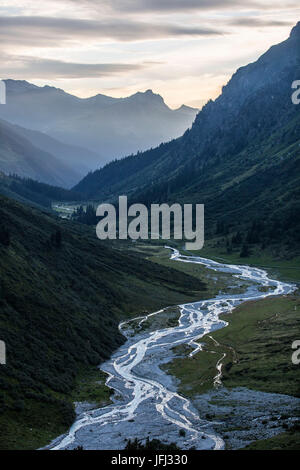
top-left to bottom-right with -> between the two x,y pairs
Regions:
0,1 -> 297,106
0,0 -> 251,15
2,0 -> 298,16
229,17 -> 294,27
115,0 -> 246,12
65,0 -> 260,14
0,16 -> 225,49
0,54 -> 149,79
64,0 -> 300,14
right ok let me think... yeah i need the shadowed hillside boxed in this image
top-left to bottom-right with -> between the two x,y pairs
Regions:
0,172 -> 82,209
0,119 -> 82,188
0,195 -> 207,449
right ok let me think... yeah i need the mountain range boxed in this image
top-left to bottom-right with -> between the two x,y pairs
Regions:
73,22 -> 300,254
0,82 -> 198,174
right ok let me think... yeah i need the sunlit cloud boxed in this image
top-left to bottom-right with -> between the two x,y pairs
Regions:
34,0 -> 300,15
0,16 -> 226,49
0,1 -> 298,107
228,17 -> 293,27
0,53 -> 151,79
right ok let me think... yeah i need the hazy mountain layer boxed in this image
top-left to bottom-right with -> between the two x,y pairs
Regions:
0,83 -> 198,169
0,119 -> 82,188
10,123 -> 98,179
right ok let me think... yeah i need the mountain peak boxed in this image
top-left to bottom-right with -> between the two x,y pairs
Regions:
176,104 -> 198,113
128,89 -> 165,106
140,89 -> 160,99
290,21 -> 300,39
4,79 -> 38,92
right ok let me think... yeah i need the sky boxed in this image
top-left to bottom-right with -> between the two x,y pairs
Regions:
0,1 -> 299,108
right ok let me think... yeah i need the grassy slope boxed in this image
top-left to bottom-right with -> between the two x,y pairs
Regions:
70,366 -> 112,408
165,295 -> 300,397
195,240 -> 300,283
119,242 -> 242,298
126,238 -> 300,284
164,295 -> 300,449
141,242 -> 300,449
242,429 -> 300,450
0,195 -> 210,450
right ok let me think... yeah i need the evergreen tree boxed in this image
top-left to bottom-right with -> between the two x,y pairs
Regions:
240,244 -> 250,258
50,230 -> 62,248
55,230 -> 62,248
232,231 -> 243,245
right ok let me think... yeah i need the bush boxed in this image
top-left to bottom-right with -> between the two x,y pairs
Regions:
14,399 -> 25,412
0,227 -> 10,246
125,437 -> 180,450
240,244 -> 250,258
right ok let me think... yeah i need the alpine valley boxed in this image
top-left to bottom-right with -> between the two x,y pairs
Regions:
0,22 -> 299,452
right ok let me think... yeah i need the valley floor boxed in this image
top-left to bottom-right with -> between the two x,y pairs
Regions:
163,294 -> 300,449
47,242 -> 300,451
3,235 -> 298,450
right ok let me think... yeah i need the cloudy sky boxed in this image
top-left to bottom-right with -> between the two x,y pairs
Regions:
0,0 -> 299,108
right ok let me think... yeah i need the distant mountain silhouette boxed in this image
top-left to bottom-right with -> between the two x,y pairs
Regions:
0,119 -> 82,187
0,82 -> 198,169
9,122 -> 98,178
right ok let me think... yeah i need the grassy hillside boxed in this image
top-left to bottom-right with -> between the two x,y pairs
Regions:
0,195 -> 209,450
164,295 -> 300,397
163,294 -> 300,449
243,429 -> 300,451
180,238 -> 300,283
